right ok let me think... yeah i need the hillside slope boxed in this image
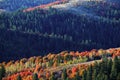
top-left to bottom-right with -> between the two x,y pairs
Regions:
1,48 -> 120,80
0,0 -> 120,62
0,0 -> 56,11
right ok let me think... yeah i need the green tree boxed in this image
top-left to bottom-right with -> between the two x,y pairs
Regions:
110,57 -> 118,80
113,56 -> 118,72
65,77 -> 69,80
110,67 -> 117,80
0,65 -> 5,80
104,75 -> 108,80
62,69 -> 67,80
101,56 -> 108,74
117,73 -> 120,80
0,68 -> 2,80
17,75 -> 22,80
96,72 -> 104,80
50,73 -> 55,80
107,59 -> 112,74
74,72 -> 80,80
86,65 -> 92,80
48,60 -> 53,67
93,69 -> 97,80
82,70 -> 87,80
32,73 -> 39,80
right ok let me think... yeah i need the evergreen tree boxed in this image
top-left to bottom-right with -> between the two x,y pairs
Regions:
62,69 -> 67,80
117,57 -> 120,72
82,70 -> 87,80
93,69 -> 97,80
117,73 -> 120,80
74,72 -> 80,80
48,60 -> 53,67
110,59 -> 117,80
32,73 -> 39,80
97,72 -> 104,80
101,56 -> 108,74
104,75 -> 108,80
17,75 -> 22,80
0,65 -> 5,80
107,59 -> 112,74
0,68 -> 2,80
86,65 -> 92,80
50,73 -> 55,80
110,68 -> 117,80
65,77 -> 69,80
113,56 -> 118,72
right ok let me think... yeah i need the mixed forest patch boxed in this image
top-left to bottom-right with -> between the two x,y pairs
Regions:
0,48 -> 120,80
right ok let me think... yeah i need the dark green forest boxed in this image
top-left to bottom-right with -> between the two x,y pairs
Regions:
0,1 -> 120,62
82,56 -> 120,80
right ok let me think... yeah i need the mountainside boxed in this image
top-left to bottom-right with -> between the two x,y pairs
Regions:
0,0 -> 120,80
0,0 -> 56,11
24,0 -> 120,17
1,48 -> 120,80
1,0 -> 120,12
0,0 -> 120,62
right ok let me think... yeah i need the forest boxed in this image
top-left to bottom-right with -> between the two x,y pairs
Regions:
0,1 -> 120,62
0,0 -> 120,80
0,48 -> 120,80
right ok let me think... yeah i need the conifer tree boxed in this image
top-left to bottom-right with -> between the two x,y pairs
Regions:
0,65 -> 5,80
74,72 -> 80,80
17,75 -> 22,80
33,73 -> 39,80
0,68 -> 2,80
117,73 -> 120,80
62,69 -> 67,80
50,73 -> 55,80
65,77 -> 69,80
104,75 -> 108,80
93,69 -> 97,80
110,64 -> 117,80
86,65 -> 92,80
113,56 -> 118,72
82,70 -> 87,80
107,59 -> 112,74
